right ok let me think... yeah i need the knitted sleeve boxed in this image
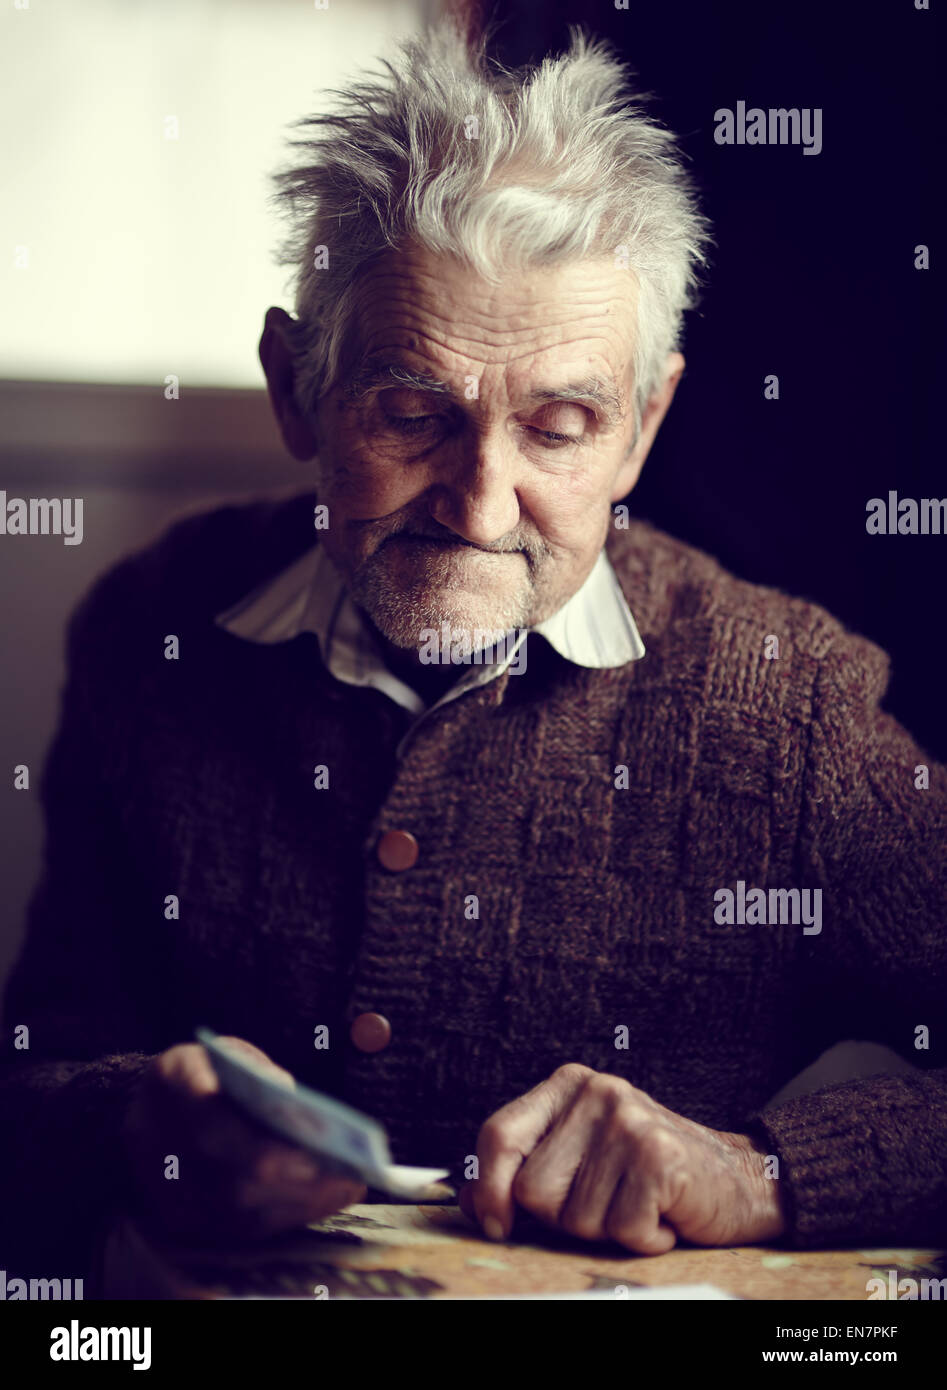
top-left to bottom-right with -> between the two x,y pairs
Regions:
0,577 -> 171,1277
749,628 -> 947,1248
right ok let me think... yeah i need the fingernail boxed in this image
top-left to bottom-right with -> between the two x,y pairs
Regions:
483,1215 -> 505,1242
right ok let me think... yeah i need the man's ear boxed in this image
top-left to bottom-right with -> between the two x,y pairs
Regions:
259,306 -> 320,461
610,351 -> 685,502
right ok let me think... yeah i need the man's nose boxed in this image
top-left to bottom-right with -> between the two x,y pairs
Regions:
428,431 -> 521,547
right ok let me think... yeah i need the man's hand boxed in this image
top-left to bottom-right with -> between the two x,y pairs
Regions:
121,1037 -> 366,1246
458,1063 -> 786,1253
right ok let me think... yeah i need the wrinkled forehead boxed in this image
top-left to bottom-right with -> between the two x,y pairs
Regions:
340,243 -> 639,399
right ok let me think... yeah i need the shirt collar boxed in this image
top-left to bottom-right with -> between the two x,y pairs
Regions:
215,539 -> 645,713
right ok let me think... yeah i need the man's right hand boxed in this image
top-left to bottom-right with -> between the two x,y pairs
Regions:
120,1037 -> 366,1246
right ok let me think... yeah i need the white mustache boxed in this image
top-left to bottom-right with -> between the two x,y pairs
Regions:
387,529 -> 530,556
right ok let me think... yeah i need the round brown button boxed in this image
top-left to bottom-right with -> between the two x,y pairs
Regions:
350,1012 -> 392,1053
377,829 -> 419,872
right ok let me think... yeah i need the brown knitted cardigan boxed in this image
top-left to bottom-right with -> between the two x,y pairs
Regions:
2,490 -> 945,1275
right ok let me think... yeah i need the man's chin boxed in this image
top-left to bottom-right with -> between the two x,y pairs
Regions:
375,611 -> 523,652
348,561 -> 525,647
357,592 -> 525,652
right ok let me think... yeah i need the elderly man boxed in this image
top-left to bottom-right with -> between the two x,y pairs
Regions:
1,24 -> 945,1279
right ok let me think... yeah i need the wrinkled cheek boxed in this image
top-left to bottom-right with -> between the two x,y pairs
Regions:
523,474 -> 608,539
318,444 -> 422,518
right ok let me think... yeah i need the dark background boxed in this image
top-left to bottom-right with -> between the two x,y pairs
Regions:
478,0 -> 944,758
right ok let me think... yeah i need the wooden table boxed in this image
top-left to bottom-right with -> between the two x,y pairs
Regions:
98,1202 -> 947,1300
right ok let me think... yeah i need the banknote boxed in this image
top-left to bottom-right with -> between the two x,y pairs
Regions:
196,1028 -> 449,1199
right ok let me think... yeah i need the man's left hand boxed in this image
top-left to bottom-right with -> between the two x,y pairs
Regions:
458,1063 -> 787,1253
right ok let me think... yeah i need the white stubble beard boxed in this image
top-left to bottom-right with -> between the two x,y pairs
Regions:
348,540 -> 536,652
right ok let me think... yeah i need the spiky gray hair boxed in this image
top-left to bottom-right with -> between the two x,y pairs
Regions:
272,21 -> 711,426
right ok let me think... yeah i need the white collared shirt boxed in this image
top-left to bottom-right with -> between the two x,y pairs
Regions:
215,542 -> 645,743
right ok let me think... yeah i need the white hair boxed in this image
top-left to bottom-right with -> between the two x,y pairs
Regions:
272,21 -> 711,426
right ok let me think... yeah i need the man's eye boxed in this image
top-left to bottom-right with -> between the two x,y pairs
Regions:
524,403 -> 587,448
384,415 -> 438,435
528,427 -> 580,448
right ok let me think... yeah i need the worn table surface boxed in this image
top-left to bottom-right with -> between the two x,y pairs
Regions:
99,1203 -> 946,1300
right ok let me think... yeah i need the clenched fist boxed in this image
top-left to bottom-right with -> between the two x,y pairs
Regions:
460,1063 -> 786,1253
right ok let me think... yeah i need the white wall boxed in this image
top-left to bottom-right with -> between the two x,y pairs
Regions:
1,0 -> 426,388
